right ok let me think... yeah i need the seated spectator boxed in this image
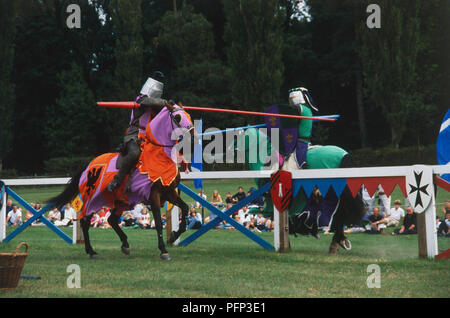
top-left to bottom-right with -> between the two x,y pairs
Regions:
210,190 -> 224,208
6,205 -> 22,226
187,207 -> 202,230
91,213 -> 101,228
248,187 -> 264,208
225,192 -> 233,205
255,214 -> 272,232
130,203 -> 144,220
366,207 -> 385,234
5,199 -> 13,215
232,186 -> 246,204
138,206 -> 152,229
195,192 -> 207,209
54,203 -> 76,226
380,200 -> 404,227
437,209 -> 450,237
392,206 -> 417,235
344,224 -> 366,234
122,211 -> 137,228
48,207 -> 61,223
102,207 -> 112,229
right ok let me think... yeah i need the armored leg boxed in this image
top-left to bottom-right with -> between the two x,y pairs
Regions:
108,140 -> 141,192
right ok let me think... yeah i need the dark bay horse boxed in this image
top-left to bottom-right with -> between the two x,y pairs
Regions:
50,104 -> 193,260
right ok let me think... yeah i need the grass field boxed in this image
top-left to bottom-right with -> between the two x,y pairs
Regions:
1,179 -> 449,298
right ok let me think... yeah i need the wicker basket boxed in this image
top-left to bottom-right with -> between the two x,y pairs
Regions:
0,242 -> 29,290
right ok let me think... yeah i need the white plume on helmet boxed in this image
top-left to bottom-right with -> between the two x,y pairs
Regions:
288,87 -> 318,111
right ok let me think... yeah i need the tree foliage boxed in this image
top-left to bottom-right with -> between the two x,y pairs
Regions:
0,0 -> 447,173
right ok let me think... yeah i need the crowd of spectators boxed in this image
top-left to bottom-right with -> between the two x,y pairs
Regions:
349,187 -> 450,237
4,186 -> 448,239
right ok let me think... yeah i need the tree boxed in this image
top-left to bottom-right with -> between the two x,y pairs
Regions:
111,0 -> 143,100
224,0 -> 285,112
157,4 -> 231,128
0,0 -> 17,171
360,0 -> 423,148
44,63 -> 98,157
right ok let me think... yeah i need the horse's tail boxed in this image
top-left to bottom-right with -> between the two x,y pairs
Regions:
48,168 -> 84,208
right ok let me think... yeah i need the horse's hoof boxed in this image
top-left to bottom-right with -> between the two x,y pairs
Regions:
121,246 -> 130,255
160,253 -> 171,261
89,253 -> 99,259
340,239 -> 352,250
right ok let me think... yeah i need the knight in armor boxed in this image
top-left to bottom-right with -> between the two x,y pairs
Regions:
107,71 -> 169,192
287,87 -> 318,168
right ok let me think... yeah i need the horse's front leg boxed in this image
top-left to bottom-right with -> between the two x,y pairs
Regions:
108,211 -> 130,255
80,214 -> 98,258
168,195 -> 189,245
150,193 -> 171,261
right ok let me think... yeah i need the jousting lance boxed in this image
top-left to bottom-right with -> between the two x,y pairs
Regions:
97,102 -> 338,122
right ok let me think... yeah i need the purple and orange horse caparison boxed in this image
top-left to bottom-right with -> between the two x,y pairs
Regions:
50,103 -> 194,261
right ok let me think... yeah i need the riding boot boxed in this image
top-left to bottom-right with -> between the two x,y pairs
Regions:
108,140 -> 141,192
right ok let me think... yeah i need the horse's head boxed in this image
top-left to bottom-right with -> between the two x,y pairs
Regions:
147,103 -> 194,147
165,103 -> 194,138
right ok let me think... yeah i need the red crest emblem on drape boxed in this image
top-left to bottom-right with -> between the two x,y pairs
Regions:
270,170 -> 292,213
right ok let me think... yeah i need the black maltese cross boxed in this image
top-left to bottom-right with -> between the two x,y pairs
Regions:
408,171 -> 429,208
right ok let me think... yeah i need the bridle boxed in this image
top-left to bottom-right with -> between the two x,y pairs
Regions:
148,106 -> 193,148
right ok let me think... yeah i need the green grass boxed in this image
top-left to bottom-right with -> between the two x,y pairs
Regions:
0,225 -> 449,297
1,180 -> 449,298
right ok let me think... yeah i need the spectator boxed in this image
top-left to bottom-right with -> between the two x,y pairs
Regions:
187,208 -> 202,230
210,190 -> 224,208
380,200 -> 405,227
138,206 -> 152,229
48,207 -> 61,223
6,205 -> 22,226
6,199 -> 13,215
225,192 -> 233,205
54,203 -> 76,226
130,203 -> 144,220
377,185 -> 391,215
122,211 -> 137,228
232,187 -> 246,203
437,209 -> 450,237
392,206 -> 417,235
366,207 -> 385,234
102,207 -> 112,229
248,187 -> 264,208
91,213 -> 101,228
195,192 -> 207,209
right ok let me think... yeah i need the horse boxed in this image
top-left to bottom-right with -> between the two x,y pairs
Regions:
49,103 -> 194,260
240,127 -> 366,254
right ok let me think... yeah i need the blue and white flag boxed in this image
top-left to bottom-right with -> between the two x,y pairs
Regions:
192,119 -> 203,189
437,109 -> 450,182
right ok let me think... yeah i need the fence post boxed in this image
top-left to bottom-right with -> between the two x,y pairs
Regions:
417,185 -> 438,258
0,185 -> 6,242
273,205 -> 290,252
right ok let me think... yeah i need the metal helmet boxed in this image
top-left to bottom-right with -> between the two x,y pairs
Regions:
140,71 -> 165,98
288,87 -> 318,112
